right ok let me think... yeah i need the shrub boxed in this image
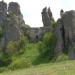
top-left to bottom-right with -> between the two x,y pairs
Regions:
6,41 -> 18,56
38,32 -> 57,60
19,36 -> 29,48
8,56 -> 31,70
52,21 -> 57,28
18,36 -> 29,54
0,53 -> 12,67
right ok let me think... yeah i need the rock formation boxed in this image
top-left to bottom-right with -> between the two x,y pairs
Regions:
0,1 -> 75,59
54,19 -> 64,56
62,10 -> 75,59
0,1 -> 7,52
6,2 -> 25,42
54,10 -> 75,59
25,7 -> 53,42
41,7 -> 54,27
0,1 -> 25,54
48,7 -> 54,21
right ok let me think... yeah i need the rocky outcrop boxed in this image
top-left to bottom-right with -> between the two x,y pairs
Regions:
54,19 -> 64,56
55,10 -> 75,59
25,7 -> 54,42
41,7 -> 54,27
48,7 -> 54,21
62,10 -> 75,59
54,10 -> 65,56
6,2 -> 24,42
0,1 -> 7,51
8,2 -> 21,16
0,1 -> 75,60
0,1 -> 25,53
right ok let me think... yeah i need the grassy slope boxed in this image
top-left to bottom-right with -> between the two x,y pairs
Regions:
1,60 -> 75,75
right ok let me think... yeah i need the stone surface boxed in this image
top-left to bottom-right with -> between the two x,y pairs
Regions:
0,1 -> 7,51
48,7 -> 54,21
41,7 -> 51,27
0,1 -> 25,54
54,19 -> 64,56
8,2 -> 21,16
62,10 -> 75,59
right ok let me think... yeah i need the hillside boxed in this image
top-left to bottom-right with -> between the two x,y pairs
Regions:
1,60 -> 75,75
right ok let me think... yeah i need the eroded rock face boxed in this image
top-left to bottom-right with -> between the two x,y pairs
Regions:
48,7 -> 54,21
6,2 -> 25,42
54,19 -> 64,56
0,1 -> 7,51
0,1 -> 26,54
8,2 -> 21,15
62,10 -> 75,59
41,7 -> 52,27
0,1 -> 7,21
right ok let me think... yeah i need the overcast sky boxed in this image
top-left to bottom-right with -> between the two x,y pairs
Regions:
1,0 -> 75,27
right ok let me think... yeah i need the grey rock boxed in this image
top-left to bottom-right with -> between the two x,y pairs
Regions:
54,19 -> 64,56
41,7 -> 51,27
62,10 -> 75,59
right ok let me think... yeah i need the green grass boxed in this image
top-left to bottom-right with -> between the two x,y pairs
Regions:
1,60 -> 75,75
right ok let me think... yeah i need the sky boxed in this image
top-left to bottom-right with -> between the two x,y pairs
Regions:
1,0 -> 75,27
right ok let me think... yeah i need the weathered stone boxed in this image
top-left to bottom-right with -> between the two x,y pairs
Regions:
3,2 -> 24,42
54,19 -> 64,56
0,1 -> 26,54
0,1 -> 7,51
8,2 -> 21,16
48,7 -> 54,21
54,10 -> 65,56
41,7 -> 51,27
60,9 -> 64,18
26,26 -> 51,42
62,10 -> 75,59
0,1 -> 7,25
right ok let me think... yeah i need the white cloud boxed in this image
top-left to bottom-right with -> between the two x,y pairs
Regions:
1,0 -> 75,27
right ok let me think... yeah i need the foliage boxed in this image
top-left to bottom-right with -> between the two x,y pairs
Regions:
39,32 -> 57,60
6,41 -> 18,56
0,53 -> 12,67
19,36 -> 29,48
55,54 -> 68,62
33,32 -> 57,65
8,56 -> 31,70
0,26 -> 3,38
52,21 -> 58,28
18,36 -> 29,54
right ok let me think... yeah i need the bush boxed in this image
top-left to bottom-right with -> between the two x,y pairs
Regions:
6,41 -> 18,56
19,36 -> 29,47
18,36 -> 29,54
0,53 -> 12,67
38,32 -> 57,60
52,21 -> 57,28
8,56 -> 31,70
